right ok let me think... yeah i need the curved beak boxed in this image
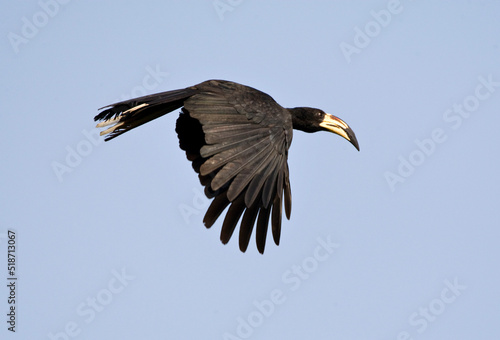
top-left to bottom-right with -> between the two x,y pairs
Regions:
319,114 -> 360,151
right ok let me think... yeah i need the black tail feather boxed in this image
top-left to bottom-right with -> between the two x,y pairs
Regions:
94,87 -> 198,141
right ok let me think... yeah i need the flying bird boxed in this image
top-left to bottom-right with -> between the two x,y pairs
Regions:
94,80 -> 359,253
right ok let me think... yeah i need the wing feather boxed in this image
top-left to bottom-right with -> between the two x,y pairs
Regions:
201,136 -> 268,181
271,194 -> 282,245
203,193 -> 230,229
255,206 -> 271,253
178,80 -> 293,253
220,194 -> 246,244
238,203 -> 260,252
200,130 -> 267,159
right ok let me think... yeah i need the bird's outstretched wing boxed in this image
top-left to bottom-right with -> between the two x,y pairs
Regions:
95,80 -> 293,253
177,80 -> 292,253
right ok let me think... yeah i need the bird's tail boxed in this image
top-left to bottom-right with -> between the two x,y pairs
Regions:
94,87 -> 198,141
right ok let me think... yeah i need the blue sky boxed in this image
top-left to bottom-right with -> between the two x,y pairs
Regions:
1,1 -> 500,339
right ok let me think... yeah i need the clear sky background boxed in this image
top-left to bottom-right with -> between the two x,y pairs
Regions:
1,1 -> 499,339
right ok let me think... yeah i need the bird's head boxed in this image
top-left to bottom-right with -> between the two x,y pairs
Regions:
290,107 -> 359,151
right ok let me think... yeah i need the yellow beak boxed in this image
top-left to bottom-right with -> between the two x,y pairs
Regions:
319,114 -> 360,151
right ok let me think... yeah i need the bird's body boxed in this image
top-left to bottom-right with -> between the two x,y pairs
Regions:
95,80 -> 358,253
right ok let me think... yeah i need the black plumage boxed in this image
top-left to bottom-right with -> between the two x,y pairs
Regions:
94,80 -> 359,253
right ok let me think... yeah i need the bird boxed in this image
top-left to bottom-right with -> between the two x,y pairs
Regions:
94,79 -> 359,254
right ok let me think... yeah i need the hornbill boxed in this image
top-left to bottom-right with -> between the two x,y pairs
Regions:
94,80 -> 359,253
